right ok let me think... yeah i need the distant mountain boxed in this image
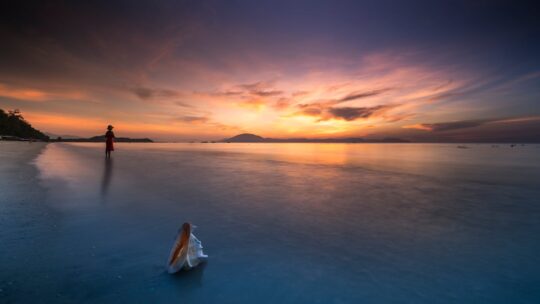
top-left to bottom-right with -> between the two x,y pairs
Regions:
59,135 -> 153,143
0,109 -> 49,141
46,133 -> 82,140
225,133 -> 265,142
222,133 -> 409,143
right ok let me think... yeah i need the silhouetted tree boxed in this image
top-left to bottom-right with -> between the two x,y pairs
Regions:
0,108 -> 49,140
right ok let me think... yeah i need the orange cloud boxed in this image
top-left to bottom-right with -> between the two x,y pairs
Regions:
0,83 -> 86,102
402,123 -> 434,131
23,113 -> 105,134
0,51 -> 483,140
495,116 -> 540,124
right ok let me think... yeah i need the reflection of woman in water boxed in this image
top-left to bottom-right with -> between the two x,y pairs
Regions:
105,125 -> 115,158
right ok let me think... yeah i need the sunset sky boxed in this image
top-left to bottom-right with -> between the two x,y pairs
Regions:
1,0 -> 539,141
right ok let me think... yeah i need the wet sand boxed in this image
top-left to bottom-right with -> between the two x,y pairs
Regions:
0,142 -> 54,302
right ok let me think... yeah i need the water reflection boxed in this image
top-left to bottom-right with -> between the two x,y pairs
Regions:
168,262 -> 206,290
28,142 -> 540,303
101,157 -> 113,198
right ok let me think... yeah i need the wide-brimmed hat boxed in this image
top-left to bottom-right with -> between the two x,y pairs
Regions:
107,125 -> 114,130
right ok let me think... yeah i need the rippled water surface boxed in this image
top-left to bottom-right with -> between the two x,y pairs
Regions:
2,142 -> 540,303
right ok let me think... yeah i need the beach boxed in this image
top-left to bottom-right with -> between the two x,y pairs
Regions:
1,142 -> 540,303
0,142 -> 56,301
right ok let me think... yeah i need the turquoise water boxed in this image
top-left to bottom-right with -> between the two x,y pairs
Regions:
1,142 -> 540,303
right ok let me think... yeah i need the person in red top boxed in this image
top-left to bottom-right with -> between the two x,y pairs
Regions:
105,125 -> 115,158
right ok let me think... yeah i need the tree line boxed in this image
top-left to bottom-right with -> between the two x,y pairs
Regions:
0,109 -> 49,140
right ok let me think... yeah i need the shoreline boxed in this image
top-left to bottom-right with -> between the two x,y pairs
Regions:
0,142 -> 58,302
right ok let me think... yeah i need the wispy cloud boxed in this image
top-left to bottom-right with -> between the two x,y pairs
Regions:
130,86 -> 181,100
175,101 -> 193,108
201,81 -> 283,99
404,119 -> 489,132
337,88 -> 392,103
0,83 -> 87,102
237,81 -> 283,97
403,116 -> 540,132
273,98 -> 291,110
296,104 -> 396,122
325,105 -> 391,121
202,90 -> 244,97
175,115 -> 209,123
172,113 -> 241,132
292,87 -> 397,122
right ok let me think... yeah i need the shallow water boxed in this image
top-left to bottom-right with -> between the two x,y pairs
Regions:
1,142 -> 540,303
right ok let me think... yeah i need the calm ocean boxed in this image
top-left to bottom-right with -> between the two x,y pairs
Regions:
1,142 -> 540,303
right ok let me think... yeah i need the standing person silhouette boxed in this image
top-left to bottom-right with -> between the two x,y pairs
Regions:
105,125 -> 115,158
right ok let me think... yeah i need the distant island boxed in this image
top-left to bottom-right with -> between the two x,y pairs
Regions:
56,135 -> 153,143
221,133 -> 409,143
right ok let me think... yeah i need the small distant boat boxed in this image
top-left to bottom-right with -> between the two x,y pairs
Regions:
167,222 -> 208,273
457,145 -> 469,149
